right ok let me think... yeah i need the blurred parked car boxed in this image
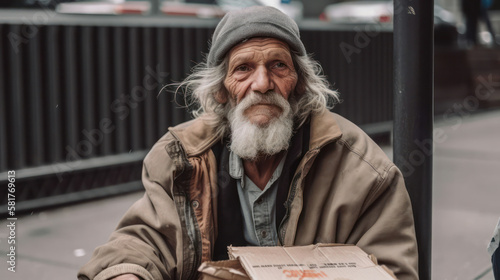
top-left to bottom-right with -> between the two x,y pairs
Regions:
0,0 -> 79,9
54,0 -> 302,19
54,0 -> 228,16
321,0 -> 459,47
55,0 -> 232,16
55,0 -> 142,14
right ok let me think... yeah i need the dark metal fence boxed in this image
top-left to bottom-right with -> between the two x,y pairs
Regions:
0,12 -> 393,215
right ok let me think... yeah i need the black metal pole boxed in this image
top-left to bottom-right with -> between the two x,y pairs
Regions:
393,1 -> 434,280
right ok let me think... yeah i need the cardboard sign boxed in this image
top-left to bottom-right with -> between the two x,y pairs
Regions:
199,244 -> 397,280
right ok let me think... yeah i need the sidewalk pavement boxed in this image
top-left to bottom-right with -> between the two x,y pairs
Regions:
1,110 -> 500,280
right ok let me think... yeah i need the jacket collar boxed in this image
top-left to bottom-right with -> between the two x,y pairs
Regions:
168,117 -> 221,157
308,109 -> 343,150
169,109 -> 343,157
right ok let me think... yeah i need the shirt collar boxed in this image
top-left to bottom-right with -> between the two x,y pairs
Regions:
229,150 -> 288,189
229,150 -> 244,180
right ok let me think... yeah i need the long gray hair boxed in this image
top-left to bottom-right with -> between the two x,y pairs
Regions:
177,52 -> 340,139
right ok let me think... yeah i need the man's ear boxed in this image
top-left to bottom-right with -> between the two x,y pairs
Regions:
214,91 -> 228,104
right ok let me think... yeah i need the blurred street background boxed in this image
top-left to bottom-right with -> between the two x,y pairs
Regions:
0,0 -> 499,279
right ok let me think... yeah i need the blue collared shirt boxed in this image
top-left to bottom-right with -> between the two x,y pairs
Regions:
229,151 -> 287,246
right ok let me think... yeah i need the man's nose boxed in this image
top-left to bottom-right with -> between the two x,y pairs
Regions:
251,66 -> 274,94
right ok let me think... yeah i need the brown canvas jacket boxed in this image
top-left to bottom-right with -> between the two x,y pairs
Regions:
78,110 -> 418,280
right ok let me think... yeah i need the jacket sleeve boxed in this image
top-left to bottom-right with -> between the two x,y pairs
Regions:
78,154 -> 186,280
349,165 -> 419,280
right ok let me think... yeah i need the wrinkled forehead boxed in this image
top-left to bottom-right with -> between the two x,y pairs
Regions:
226,37 -> 292,60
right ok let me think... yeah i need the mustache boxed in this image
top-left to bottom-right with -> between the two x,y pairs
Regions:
236,91 -> 287,111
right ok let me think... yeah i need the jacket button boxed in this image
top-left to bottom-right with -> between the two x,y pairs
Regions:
261,230 -> 267,238
191,200 -> 199,209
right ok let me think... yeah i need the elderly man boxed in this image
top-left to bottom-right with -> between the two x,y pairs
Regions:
78,6 -> 418,280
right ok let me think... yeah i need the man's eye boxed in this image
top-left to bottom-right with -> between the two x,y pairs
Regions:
235,65 -> 250,72
274,62 -> 286,69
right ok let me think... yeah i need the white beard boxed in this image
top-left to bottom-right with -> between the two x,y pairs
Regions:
228,92 -> 294,161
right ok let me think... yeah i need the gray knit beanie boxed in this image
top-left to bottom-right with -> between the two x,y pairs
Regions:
207,6 -> 306,67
